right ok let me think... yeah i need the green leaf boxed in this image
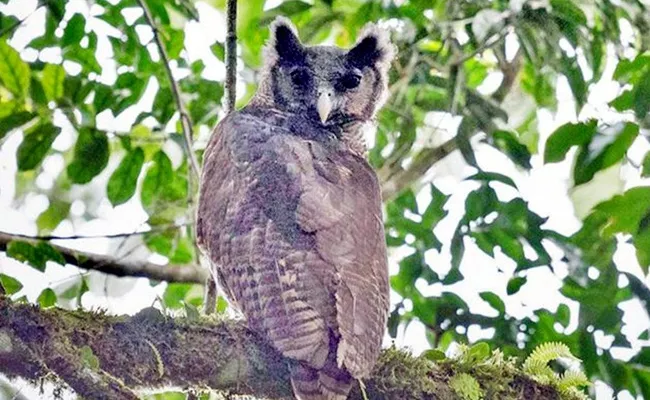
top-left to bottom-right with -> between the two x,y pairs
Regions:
107,148 -> 145,206
169,236 -> 195,264
466,171 -> 517,189
468,342 -> 491,362
456,117 -> 478,168
0,274 -> 23,295
42,63 -> 66,102
46,0 -> 66,22
141,150 -> 173,209
210,42 -> 225,61
642,152 -> 650,178
163,283 -> 202,309
561,55 -> 587,109
65,46 -> 102,74
423,349 -> 446,361
0,111 -> 36,140
550,0 -> 587,25
544,121 -> 597,163
479,292 -> 506,314
610,89 -> 634,112
634,69 -> 650,119
216,296 -> 228,314
67,128 -> 109,184
164,30 -> 185,59
36,199 -> 71,234
17,123 -> 61,171
507,276 -> 527,295
163,283 -> 191,309
556,304 -> 570,327
261,1 -> 312,23
594,187 -> 650,236
37,288 -> 57,308
573,122 -> 639,185
6,241 -> 66,271
0,39 -> 30,98
62,14 -> 86,47
613,54 -> 650,81
491,131 -> 532,169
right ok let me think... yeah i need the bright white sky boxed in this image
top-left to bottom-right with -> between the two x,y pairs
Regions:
0,1 -> 649,399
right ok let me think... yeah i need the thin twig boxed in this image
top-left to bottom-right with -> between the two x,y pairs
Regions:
0,224 -> 190,241
450,28 -> 509,67
135,0 -> 200,182
225,0 -> 238,113
0,231 -> 208,284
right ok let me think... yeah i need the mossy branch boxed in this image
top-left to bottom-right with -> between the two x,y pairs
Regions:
0,297 -> 564,400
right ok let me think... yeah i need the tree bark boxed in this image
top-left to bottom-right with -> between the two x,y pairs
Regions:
0,297 -> 561,400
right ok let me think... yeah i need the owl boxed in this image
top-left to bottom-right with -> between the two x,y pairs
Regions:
196,17 -> 394,400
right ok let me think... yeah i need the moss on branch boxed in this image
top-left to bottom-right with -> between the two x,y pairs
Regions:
0,297 -> 563,399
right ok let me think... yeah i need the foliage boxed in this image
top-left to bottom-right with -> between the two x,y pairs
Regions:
0,0 -> 649,398
522,342 -> 589,400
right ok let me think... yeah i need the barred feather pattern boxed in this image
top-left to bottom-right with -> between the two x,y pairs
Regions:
197,109 -> 389,400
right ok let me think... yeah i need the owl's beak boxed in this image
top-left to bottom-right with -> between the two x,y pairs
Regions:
317,91 -> 333,123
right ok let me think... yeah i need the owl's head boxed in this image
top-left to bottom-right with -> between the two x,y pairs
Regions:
255,17 -> 395,126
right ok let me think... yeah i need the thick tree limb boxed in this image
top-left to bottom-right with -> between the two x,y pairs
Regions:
0,232 -> 208,284
0,297 -> 562,400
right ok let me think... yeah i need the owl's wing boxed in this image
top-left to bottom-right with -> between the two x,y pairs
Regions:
198,112 -> 389,380
197,112 -> 334,368
290,138 -> 390,378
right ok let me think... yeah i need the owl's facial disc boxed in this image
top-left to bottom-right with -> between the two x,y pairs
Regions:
263,18 -> 396,126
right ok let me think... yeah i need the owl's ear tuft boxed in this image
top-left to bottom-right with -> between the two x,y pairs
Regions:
347,23 -> 396,70
267,17 -> 305,65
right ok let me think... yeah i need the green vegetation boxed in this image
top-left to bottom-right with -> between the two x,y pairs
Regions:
1,0 -> 649,398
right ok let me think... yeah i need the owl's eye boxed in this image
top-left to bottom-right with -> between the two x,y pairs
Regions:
339,73 -> 362,90
290,68 -> 310,86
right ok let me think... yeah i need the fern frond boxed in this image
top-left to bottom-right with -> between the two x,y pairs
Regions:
559,369 -> 590,391
523,342 -> 576,377
449,373 -> 483,400
560,387 -> 590,400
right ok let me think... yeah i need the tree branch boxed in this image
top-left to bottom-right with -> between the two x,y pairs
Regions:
379,43 -> 524,201
380,136 -> 459,200
135,0 -> 201,182
0,224 -> 190,241
0,232 -> 208,284
225,0 -> 238,113
204,0 -> 238,315
0,297 -> 562,400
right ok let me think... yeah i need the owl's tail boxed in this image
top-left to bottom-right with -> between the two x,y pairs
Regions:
290,358 -> 353,400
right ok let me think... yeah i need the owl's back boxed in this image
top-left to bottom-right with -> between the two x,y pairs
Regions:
197,106 -> 389,399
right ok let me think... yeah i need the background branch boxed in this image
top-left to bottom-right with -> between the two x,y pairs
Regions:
0,297 -> 562,400
204,0 -> 238,315
0,232 -> 208,284
0,224 -> 190,241
135,0 -> 200,181
225,0 -> 238,113
379,48 -> 524,200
